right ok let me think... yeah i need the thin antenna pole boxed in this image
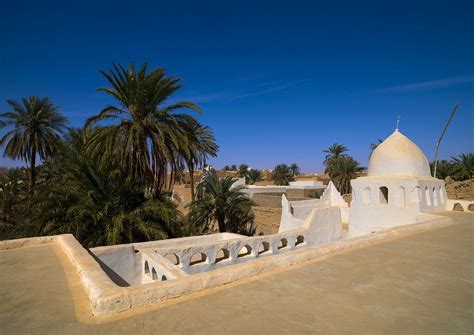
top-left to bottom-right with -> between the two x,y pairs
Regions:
433,102 -> 460,178
396,115 -> 400,130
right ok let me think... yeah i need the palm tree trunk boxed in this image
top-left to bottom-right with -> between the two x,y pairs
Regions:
168,169 -> 174,191
216,213 -> 226,232
189,163 -> 195,201
29,148 -> 36,195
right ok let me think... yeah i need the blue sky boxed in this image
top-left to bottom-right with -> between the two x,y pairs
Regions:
1,0 -> 472,172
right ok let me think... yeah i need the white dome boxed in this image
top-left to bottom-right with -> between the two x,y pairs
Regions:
368,130 -> 431,177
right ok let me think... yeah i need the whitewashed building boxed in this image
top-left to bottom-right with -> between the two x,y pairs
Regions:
348,129 -> 447,237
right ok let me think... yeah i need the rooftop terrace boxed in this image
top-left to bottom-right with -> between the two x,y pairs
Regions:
0,211 -> 472,334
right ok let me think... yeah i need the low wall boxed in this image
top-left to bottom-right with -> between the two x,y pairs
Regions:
251,193 -> 283,207
286,188 -> 323,199
446,199 -> 474,212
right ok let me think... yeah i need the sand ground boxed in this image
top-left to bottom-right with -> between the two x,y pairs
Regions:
0,212 -> 472,334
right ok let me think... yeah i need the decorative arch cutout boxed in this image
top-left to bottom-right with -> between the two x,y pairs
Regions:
151,268 -> 158,280
453,203 -> 464,211
295,235 -> 305,247
379,186 -> 388,205
468,204 -> 474,212
432,187 -> 438,206
164,253 -> 180,265
278,238 -> 288,250
144,261 -> 150,274
411,186 -> 421,204
190,252 -> 207,266
161,275 -> 167,281
215,249 -> 230,263
237,245 -> 252,258
258,242 -> 271,255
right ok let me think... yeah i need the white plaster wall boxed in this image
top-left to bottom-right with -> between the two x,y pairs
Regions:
279,181 -> 347,232
304,206 -> 343,245
289,180 -> 325,187
278,195 -> 308,232
91,245 -> 142,286
348,177 -> 447,237
242,185 -> 326,199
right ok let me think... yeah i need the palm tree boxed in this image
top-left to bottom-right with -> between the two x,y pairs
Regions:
178,118 -> 218,200
0,97 -> 68,194
238,164 -> 250,179
223,165 -> 230,171
451,153 -> 474,181
271,164 -> 294,186
0,168 -> 28,231
85,63 -> 201,197
32,128 -> 184,247
323,143 -> 349,176
430,160 -> 455,180
247,169 -> 262,185
328,156 -> 362,194
289,163 -> 300,176
323,143 -> 348,165
187,170 -> 254,235
230,164 -> 237,171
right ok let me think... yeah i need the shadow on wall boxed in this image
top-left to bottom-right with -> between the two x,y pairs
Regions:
88,251 -> 130,287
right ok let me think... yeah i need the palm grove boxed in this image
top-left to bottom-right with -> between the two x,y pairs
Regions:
0,63 -> 245,246
1,63 -> 472,246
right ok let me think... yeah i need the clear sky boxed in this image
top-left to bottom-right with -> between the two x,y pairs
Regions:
1,0 -> 472,172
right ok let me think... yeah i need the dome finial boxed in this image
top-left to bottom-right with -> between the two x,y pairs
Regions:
395,115 -> 400,131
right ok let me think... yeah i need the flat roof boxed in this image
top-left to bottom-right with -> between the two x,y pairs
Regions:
0,212 -> 472,334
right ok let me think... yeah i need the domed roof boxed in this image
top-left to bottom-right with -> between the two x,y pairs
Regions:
368,130 -> 431,177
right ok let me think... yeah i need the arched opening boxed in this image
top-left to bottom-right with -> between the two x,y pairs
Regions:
453,203 -> 464,211
144,261 -> 150,274
411,186 -> 421,203
432,187 -> 438,206
290,206 -> 294,215
161,275 -> 167,281
215,249 -> 230,263
151,268 -> 158,280
190,252 -> 207,266
258,242 -> 271,255
363,187 -> 371,205
278,238 -> 288,250
397,186 -> 405,208
237,245 -> 252,258
379,186 -> 388,205
164,253 -> 180,265
468,204 -> 474,212
425,187 -> 431,206
295,235 -> 305,247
